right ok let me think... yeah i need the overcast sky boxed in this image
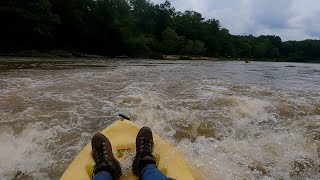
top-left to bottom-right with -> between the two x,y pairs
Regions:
151,0 -> 320,41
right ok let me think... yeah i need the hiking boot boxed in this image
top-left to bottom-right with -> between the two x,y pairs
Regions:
132,127 -> 157,176
92,133 -> 122,179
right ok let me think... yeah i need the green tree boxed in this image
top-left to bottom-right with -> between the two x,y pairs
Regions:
253,42 -> 268,58
161,27 -> 183,55
1,0 -> 319,62
153,0 -> 175,35
0,0 -> 60,50
50,0 -> 94,50
181,40 -> 194,55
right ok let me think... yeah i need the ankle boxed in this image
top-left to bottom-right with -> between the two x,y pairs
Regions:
93,163 -> 112,175
138,155 -> 156,174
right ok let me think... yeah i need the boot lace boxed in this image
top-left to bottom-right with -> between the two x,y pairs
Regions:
140,137 -> 153,157
96,143 -> 108,163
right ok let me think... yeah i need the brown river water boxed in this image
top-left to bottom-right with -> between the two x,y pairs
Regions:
0,57 -> 319,180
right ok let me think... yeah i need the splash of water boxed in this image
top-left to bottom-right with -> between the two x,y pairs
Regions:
0,59 -> 319,179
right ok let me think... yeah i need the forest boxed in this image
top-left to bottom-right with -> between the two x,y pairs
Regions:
1,0 -> 320,62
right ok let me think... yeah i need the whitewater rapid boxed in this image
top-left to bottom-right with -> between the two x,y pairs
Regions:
0,58 -> 319,179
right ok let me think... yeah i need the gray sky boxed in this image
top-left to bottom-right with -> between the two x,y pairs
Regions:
151,0 -> 320,41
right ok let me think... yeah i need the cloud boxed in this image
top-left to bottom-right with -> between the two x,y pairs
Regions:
151,0 -> 320,41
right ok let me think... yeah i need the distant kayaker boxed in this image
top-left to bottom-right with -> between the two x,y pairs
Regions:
91,127 -> 173,180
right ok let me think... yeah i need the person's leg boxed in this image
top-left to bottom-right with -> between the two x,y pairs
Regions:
91,133 -> 122,180
132,127 -> 173,180
141,164 -> 173,180
93,171 -> 113,180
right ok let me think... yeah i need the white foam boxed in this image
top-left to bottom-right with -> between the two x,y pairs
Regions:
1,60 -> 319,179
178,131 -> 319,179
0,125 -> 54,179
230,96 -> 274,123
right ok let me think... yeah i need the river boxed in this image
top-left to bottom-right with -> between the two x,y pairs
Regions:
0,57 -> 319,179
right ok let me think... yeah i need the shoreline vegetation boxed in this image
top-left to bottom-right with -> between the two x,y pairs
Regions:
1,0 -> 319,63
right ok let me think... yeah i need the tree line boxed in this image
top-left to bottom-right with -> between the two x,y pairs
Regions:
1,0 -> 319,62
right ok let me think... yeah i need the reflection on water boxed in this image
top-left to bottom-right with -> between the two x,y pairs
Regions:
0,58 -> 320,179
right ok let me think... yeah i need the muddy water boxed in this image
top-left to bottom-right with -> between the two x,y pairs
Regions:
0,57 -> 319,180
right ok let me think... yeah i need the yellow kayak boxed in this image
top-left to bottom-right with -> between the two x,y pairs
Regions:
61,120 -> 195,180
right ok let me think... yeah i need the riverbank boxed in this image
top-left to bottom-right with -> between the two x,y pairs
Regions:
0,50 -> 105,59
0,50 -> 223,61
1,50 -> 319,63
164,55 -> 221,60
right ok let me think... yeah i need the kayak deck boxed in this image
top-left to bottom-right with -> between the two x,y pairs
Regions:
60,120 -> 195,180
